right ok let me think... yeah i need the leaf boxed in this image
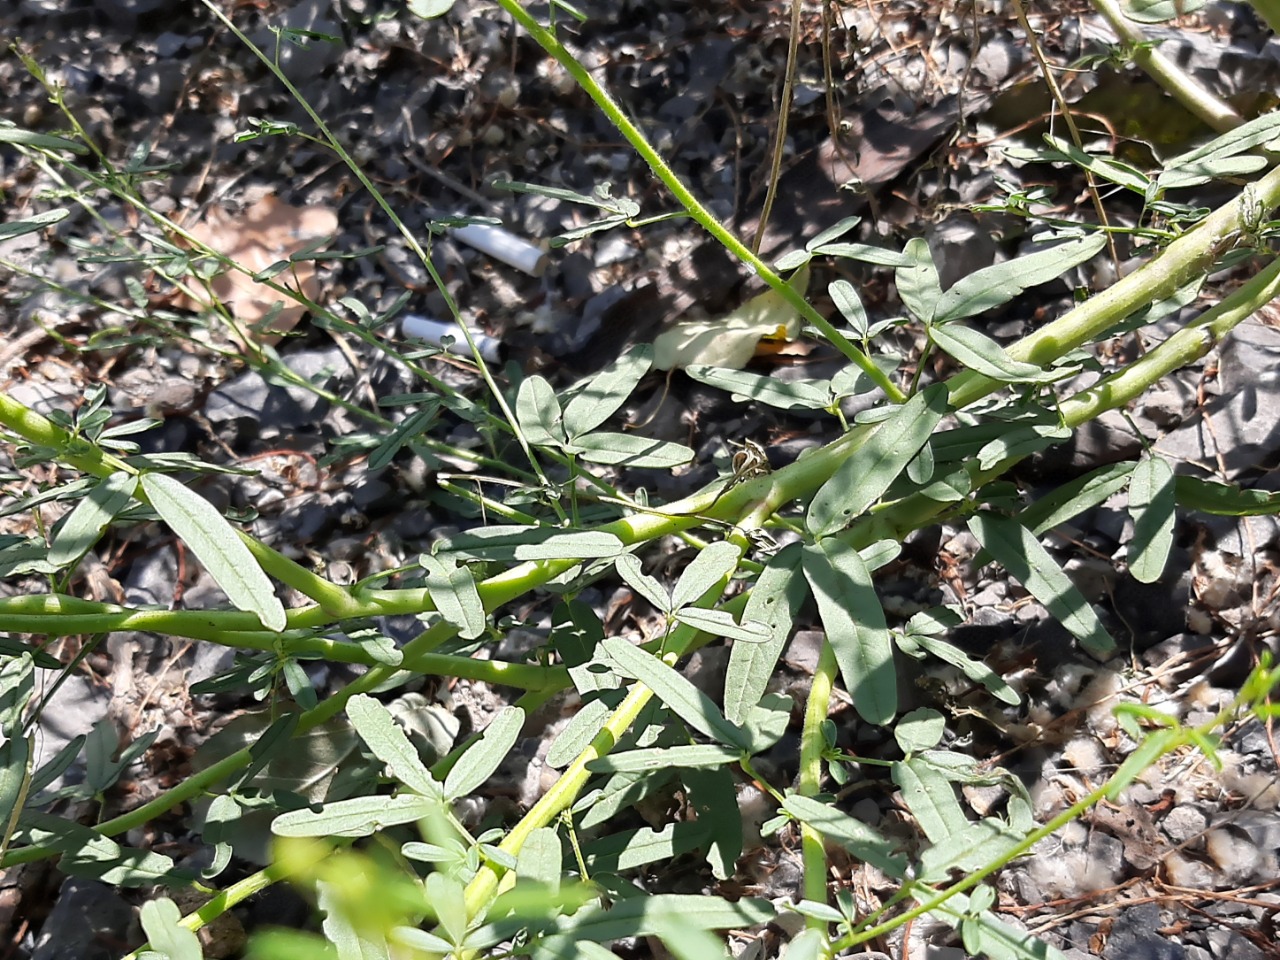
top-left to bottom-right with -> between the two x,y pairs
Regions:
601,637 -> 750,750
780,928 -> 827,960
1159,110 -> 1280,188
672,608 -> 770,643
517,827 -> 563,887
1016,461 -> 1135,536
1127,456 -> 1176,584
318,881 -> 393,960
0,208 -> 70,242
516,375 -> 567,447
653,266 -> 809,371
671,541 -> 742,610
139,898 -> 203,960
346,695 -> 442,800
891,756 -> 968,844
933,234 -> 1107,324
407,0 -> 457,19
140,472 -> 286,631
807,384 -> 949,537
547,697 -> 615,768
271,794 -> 439,837
919,817 -> 1025,884
585,821 -> 710,873
553,894 -> 774,941
902,632 -> 1020,705
829,279 -> 869,338
894,708 -> 946,754
0,735 -> 30,852
805,216 -> 862,251
16,812 -> 190,887
725,544 -> 808,724
976,422 -> 1072,470
1121,0 -> 1206,20
684,366 -> 831,410
802,540 -> 896,725
929,323 -> 1057,384
810,241 -> 913,267
895,237 -> 943,322
571,432 -> 694,469
444,706 -> 525,800
614,554 -> 671,613
967,513 -> 1115,658
420,553 -> 486,640
1040,135 -> 1150,194
438,526 -> 625,562
0,127 -> 88,153
1174,475 -> 1280,516
368,404 -> 440,471
682,766 -> 742,880
563,344 -> 653,438
935,892 -> 1071,960
782,794 -> 907,877
586,744 -> 740,773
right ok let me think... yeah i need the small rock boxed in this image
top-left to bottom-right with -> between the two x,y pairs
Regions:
31,878 -> 135,960
1103,902 -> 1184,960
1161,805 -> 1209,845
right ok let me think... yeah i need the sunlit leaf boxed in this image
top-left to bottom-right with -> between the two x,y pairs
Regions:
571,432 -> 694,469
563,344 -> 653,438
140,472 -> 286,632
725,544 -> 808,724
967,513 -> 1115,658
346,695 -> 443,800
420,553 -> 486,640
272,794 -> 439,837
1127,455 -> 1176,584
670,541 -> 741,610
139,898 -> 202,960
895,237 -> 942,323
444,706 -> 525,800
782,794 -> 907,877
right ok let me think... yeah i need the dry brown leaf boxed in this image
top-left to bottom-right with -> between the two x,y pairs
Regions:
173,195 -> 339,345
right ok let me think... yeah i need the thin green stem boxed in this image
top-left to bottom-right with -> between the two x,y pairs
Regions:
492,0 -> 907,405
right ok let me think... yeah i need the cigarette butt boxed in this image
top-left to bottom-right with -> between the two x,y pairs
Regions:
402,314 -> 501,362
452,222 -> 548,277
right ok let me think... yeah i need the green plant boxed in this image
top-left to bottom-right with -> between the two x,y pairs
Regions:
3,4 -> 1280,960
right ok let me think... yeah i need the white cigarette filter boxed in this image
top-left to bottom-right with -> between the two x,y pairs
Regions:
451,222 -> 548,277
402,314 -> 502,362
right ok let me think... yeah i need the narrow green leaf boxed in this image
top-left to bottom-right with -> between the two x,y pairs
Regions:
368,404 -> 440,470
672,608 -> 770,643
563,344 -> 653,438
0,208 -> 69,242
828,279 -> 868,338
1018,461 -> 1135,535
810,241 -> 913,267
671,541 -> 742,610
0,127 -> 89,153
976,422 -> 1072,470
0,735 -> 31,852
444,705 -> 525,800
601,637 -> 750,750
807,383 -> 949,537
895,237 -> 943,322
571,432 -> 694,468
725,544 -> 808,724
1041,134 -> 1150,193
1127,456 -> 1176,584
967,513 -> 1115,658
587,744 -> 739,773
614,554 -> 671,613
805,216 -> 862,251
920,817 -> 1025,883
1174,475 -> 1280,516
782,794 -> 908,877
892,756 -> 967,844
420,553 -> 486,640
346,695 -> 442,800
929,323 -> 1057,383
140,472 -> 286,632
438,526 -> 625,562
140,898 -> 203,960
684,365 -> 831,410
934,892 -> 1071,960
802,540 -> 896,725
552,894 -> 774,941
903,632 -> 1020,705
271,793 -> 439,837
516,375 -> 566,447
547,697 -> 615,768
933,234 -> 1107,324
585,821 -> 710,873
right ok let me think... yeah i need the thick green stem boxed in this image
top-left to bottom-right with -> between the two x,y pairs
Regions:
798,643 -> 838,925
491,0 -> 907,404
1089,0 -> 1245,132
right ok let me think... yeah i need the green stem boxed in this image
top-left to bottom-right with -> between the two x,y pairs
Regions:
491,0 -> 907,405
1089,0 -> 1245,132
797,642 -> 838,926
